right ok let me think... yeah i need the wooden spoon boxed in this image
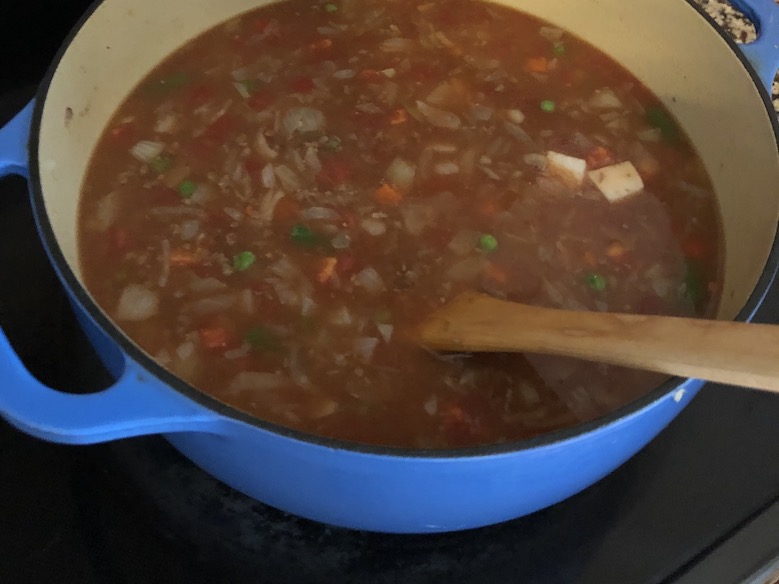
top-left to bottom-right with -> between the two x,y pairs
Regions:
416,290 -> 779,393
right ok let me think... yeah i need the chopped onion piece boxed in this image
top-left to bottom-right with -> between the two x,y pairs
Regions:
258,190 -> 285,224
416,101 -> 461,129
589,88 -> 623,109
471,104 -> 493,121
274,164 -> 302,192
282,107 -> 326,137
239,289 -> 255,315
94,191 -> 119,231
188,293 -> 237,316
329,306 -> 353,326
176,340 -> 195,361
154,113 -> 178,134
385,157 -> 416,191
376,323 -> 394,343
255,132 -> 278,160
331,231 -> 351,249
116,285 -> 159,321
524,153 -> 548,170
304,144 -> 322,173
180,219 -> 200,241
434,161 -> 459,175
423,395 -> 438,415
301,296 -> 316,317
224,207 -> 243,222
158,239 -> 171,288
506,109 -> 526,124
333,69 -> 356,79
539,26 -> 564,42
130,140 -> 164,163
637,128 -> 662,142
233,81 -> 250,98
401,203 -> 437,235
188,183 -> 212,205
299,206 -> 341,221
361,218 -> 386,236
354,267 -> 386,294
448,229 -> 480,255
354,337 -> 380,362
380,37 -> 415,52
261,163 -> 276,188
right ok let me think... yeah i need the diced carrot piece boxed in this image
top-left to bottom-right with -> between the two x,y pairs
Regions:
479,199 -> 500,217
585,146 -> 615,169
169,249 -> 200,267
316,257 -> 338,283
606,240 -> 627,262
389,109 -> 408,125
484,262 -> 508,284
199,326 -> 231,350
310,38 -> 333,51
524,56 -> 548,73
374,183 -> 403,206
359,69 -> 383,83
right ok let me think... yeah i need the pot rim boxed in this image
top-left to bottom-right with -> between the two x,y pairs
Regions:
26,0 -> 779,459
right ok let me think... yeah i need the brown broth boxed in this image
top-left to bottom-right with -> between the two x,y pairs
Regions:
78,0 -> 724,448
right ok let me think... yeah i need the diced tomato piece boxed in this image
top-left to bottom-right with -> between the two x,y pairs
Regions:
272,197 -> 301,222
110,226 -> 130,253
148,184 -> 180,205
316,157 -> 352,188
683,237 -> 707,260
109,122 -> 135,145
182,140 -> 216,168
358,69 -> 383,84
316,257 -> 338,283
586,146 -> 616,169
202,115 -> 235,142
247,90 -> 275,112
310,37 -> 333,51
408,63 -> 438,83
335,253 -> 358,277
251,17 -> 271,33
389,109 -> 408,125
199,326 -> 232,350
187,84 -> 215,107
289,76 -> 315,94
244,157 -> 263,174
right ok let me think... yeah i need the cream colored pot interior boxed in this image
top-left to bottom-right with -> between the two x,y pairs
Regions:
37,0 -> 779,320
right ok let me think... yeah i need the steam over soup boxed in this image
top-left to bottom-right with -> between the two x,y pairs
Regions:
78,0 -> 723,448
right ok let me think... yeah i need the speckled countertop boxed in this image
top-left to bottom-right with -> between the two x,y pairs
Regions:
693,0 -> 779,110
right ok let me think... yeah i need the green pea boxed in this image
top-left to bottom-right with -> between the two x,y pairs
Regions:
246,326 -> 281,350
233,251 -> 256,272
479,234 -> 499,252
178,180 -> 197,198
586,272 -> 606,292
324,2 -> 338,12
540,100 -> 556,113
553,43 -> 566,56
323,136 -> 342,152
150,155 -> 172,174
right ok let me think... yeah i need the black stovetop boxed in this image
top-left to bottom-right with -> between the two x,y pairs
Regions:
3,1 -> 779,583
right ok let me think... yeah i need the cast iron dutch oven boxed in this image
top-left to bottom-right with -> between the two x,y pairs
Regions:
1,0 -> 779,533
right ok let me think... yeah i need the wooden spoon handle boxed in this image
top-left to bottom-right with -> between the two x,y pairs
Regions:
416,291 -> 779,393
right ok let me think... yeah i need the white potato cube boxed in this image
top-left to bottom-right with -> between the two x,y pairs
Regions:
588,161 -> 645,203
546,151 -> 586,187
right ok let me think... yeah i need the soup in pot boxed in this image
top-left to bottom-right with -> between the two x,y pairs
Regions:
78,0 -> 723,448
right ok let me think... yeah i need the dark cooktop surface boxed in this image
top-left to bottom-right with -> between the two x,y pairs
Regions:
3,1 -> 779,583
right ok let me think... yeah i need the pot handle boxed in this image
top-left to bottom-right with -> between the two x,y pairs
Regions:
730,0 -> 779,92
0,101 -> 222,444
